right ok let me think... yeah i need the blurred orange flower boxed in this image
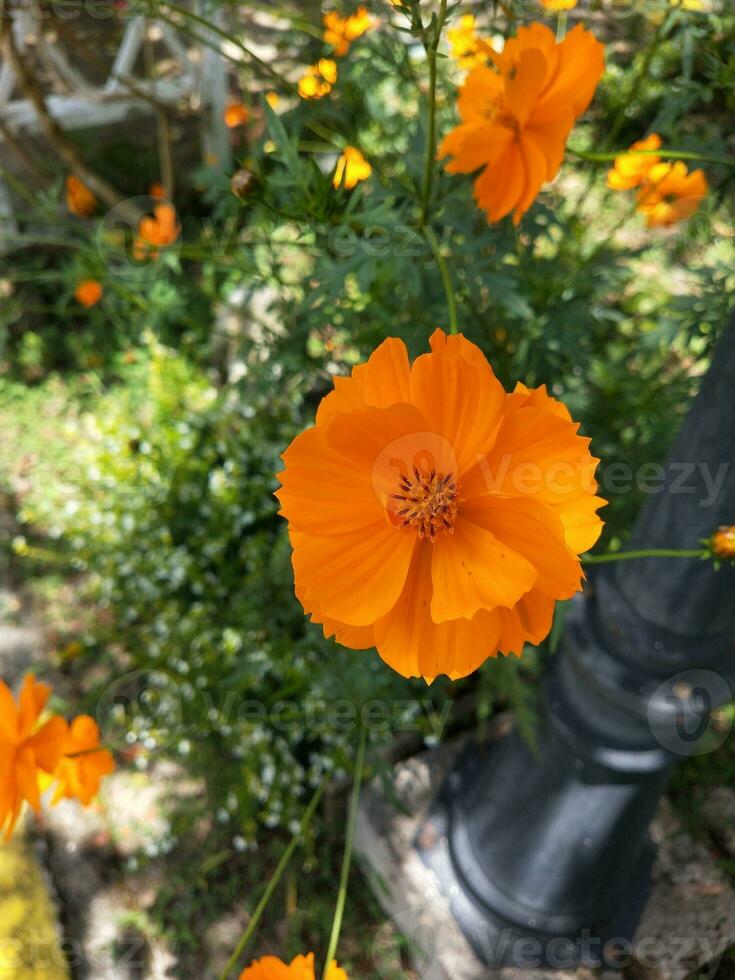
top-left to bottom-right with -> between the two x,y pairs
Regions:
607,133 -> 662,190
635,161 -> 707,227
447,14 -> 488,72
711,525 -> 735,560
323,7 -> 374,57
240,954 -> 347,980
333,146 -> 372,189
66,175 -> 97,217
298,59 -> 338,99
134,202 -> 180,259
225,102 -> 250,128
74,279 -> 103,308
440,22 -> 605,224
149,182 -> 167,199
0,676 -> 67,839
51,716 -> 115,806
276,330 -> 604,682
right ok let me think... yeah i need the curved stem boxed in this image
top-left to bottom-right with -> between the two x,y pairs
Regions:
321,724 -> 368,980
424,226 -> 459,335
583,548 -> 705,564
219,777 -> 327,980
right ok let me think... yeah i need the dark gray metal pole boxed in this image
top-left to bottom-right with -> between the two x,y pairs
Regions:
417,315 -> 735,968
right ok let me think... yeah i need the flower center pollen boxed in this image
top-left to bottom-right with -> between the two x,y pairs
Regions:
391,468 -> 459,541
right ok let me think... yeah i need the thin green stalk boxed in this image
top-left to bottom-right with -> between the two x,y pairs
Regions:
556,11 -> 567,42
583,548 -> 705,564
219,778 -> 327,980
569,147 -> 735,169
424,225 -> 459,335
321,724 -> 368,980
418,0 -> 447,227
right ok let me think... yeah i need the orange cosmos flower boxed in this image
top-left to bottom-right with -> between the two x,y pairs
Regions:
240,954 -> 347,980
134,202 -> 180,259
298,59 -> 338,99
439,22 -> 605,225
51,716 -> 115,806
447,14 -> 489,72
323,7 -> 375,57
66,175 -> 97,217
711,526 -> 735,560
74,279 -> 103,308
333,146 -> 372,189
635,160 -> 708,227
0,676 -> 67,839
225,102 -> 250,128
276,330 -> 605,682
607,133 -> 662,191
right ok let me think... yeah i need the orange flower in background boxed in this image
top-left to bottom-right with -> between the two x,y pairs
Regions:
447,14 -> 489,72
74,279 -> 103,308
540,0 -> 577,9
225,102 -> 250,128
323,7 -> 375,57
635,161 -> 707,227
0,676 -> 67,839
134,202 -> 180,260
66,175 -> 97,217
440,22 -> 605,224
149,181 -> 167,199
51,716 -> 115,806
276,331 -> 605,683
607,133 -> 662,190
240,953 -> 347,980
333,146 -> 372,189
298,59 -> 338,99
711,526 -> 735,560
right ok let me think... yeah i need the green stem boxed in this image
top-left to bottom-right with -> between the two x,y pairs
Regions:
583,548 -> 705,564
424,226 -> 459,335
569,147 -> 734,169
418,0 -> 447,227
556,11 -> 567,42
321,724 -> 368,980
218,778 -> 327,980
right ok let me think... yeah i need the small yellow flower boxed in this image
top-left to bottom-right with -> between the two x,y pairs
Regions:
298,59 -> 338,100
540,0 -> 577,9
607,134 -> 662,191
333,146 -> 372,189
447,14 -> 490,73
265,91 -> 280,110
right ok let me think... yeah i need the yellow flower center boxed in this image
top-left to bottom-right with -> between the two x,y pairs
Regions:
391,468 -> 459,541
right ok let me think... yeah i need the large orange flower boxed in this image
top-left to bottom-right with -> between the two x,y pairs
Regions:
276,331 -> 605,682
439,22 -> 605,224
240,954 -> 347,980
635,161 -> 707,227
51,716 -> 115,806
0,676 -> 67,839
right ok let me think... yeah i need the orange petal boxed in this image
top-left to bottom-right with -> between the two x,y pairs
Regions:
0,682 -> 19,743
410,327 -> 505,475
291,523 -> 415,627
497,588 -> 556,655
277,426 -> 385,534
473,143 -> 526,223
554,492 -> 606,553
374,544 -> 504,681
462,495 -> 582,599
430,516 -> 537,622
316,337 -> 411,425
505,48 -> 548,127
536,24 -> 605,120
28,715 -> 67,773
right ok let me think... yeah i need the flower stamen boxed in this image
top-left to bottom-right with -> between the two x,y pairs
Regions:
390,468 -> 459,541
